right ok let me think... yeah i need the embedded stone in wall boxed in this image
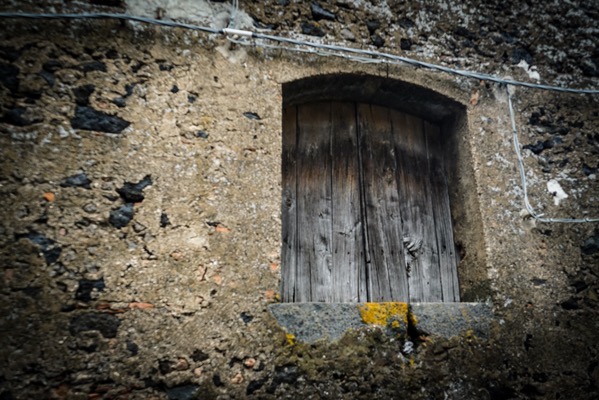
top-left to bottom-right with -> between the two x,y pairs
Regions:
71,106 -> 130,134
301,21 -> 325,37
69,312 -> 121,338
0,63 -> 19,92
109,203 -> 134,228
61,172 -> 92,189
18,232 -> 62,265
311,3 -> 336,21
1,107 -> 42,126
116,175 -> 152,203
582,233 -> 599,255
75,278 -> 106,302
73,84 -> 95,106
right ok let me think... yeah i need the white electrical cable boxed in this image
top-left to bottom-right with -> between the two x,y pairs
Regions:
1,11 -> 598,223
507,87 -> 599,223
1,11 -> 598,94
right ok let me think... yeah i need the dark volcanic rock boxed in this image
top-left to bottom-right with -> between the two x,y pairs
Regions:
42,59 -> 62,73
523,139 -> 560,155
212,374 -> 223,387
19,232 -> 62,265
190,349 -> 209,362
560,297 -> 580,310
166,385 -> 199,400
80,60 -> 107,73
72,84 -> 95,106
301,21 -> 325,37
246,378 -> 267,395
160,212 -> 170,228
455,26 -> 476,40
69,312 -> 121,338
75,278 -> 106,302
268,364 -> 300,393
311,3 -> 336,21
109,203 -> 134,228
398,17 -> 415,29
243,111 -> 261,120
105,48 -> 119,59
0,63 -> 19,92
61,172 -> 92,189
582,164 -> 597,176
240,312 -> 253,324
400,38 -> 412,50
126,341 -> 139,356
1,107 -> 41,126
511,47 -> 533,65
371,34 -> 385,48
0,46 -> 21,62
582,234 -> 599,255
159,359 -> 174,374
39,70 -> 55,86
581,58 -> 599,78
112,97 -> 126,108
366,20 -> 380,35
116,175 -> 152,203
71,106 -> 130,133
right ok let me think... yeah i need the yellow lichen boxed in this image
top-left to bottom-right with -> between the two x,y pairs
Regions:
358,302 -> 409,327
285,333 -> 296,346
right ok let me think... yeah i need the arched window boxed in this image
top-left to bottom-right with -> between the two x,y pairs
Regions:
281,75 -> 472,303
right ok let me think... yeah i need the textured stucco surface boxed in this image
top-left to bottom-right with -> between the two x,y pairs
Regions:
0,1 -> 598,399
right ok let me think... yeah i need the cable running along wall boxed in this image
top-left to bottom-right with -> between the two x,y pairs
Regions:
0,11 -> 598,223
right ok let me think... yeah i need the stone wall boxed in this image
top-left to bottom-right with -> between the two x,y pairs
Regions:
0,1 -> 598,399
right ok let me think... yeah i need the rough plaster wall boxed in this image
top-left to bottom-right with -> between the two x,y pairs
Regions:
0,1 -> 598,399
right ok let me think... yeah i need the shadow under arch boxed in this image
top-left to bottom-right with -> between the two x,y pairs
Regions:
283,73 -> 465,124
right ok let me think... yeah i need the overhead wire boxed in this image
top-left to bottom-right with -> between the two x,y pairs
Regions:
506,87 -> 599,223
0,10 -> 598,223
1,11 -> 598,94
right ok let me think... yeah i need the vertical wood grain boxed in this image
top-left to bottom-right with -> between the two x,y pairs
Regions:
392,110 -> 443,302
281,106 -> 298,302
296,102 -> 333,302
425,121 -> 460,302
283,101 -> 458,304
330,102 -> 367,302
358,103 -> 409,302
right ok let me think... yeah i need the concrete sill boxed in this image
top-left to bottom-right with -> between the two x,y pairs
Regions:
268,302 -> 493,344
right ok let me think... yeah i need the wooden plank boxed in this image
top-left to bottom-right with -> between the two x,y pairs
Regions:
330,102 -> 367,302
296,102 -> 333,302
357,103 -> 409,302
424,121 -> 460,302
281,106 -> 297,302
391,110 -> 442,302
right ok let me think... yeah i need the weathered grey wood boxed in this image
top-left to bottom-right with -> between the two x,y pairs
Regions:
391,111 -> 442,302
357,103 -> 409,302
296,102 -> 333,302
283,100 -> 458,304
281,106 -> 298,302
425,121 -> 460,301
330,102 -> 367,302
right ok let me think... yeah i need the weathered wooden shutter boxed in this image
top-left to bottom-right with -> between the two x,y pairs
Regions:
282,101 -> 459,303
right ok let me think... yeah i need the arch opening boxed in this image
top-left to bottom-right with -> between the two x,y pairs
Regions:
281,74 -> 489,303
